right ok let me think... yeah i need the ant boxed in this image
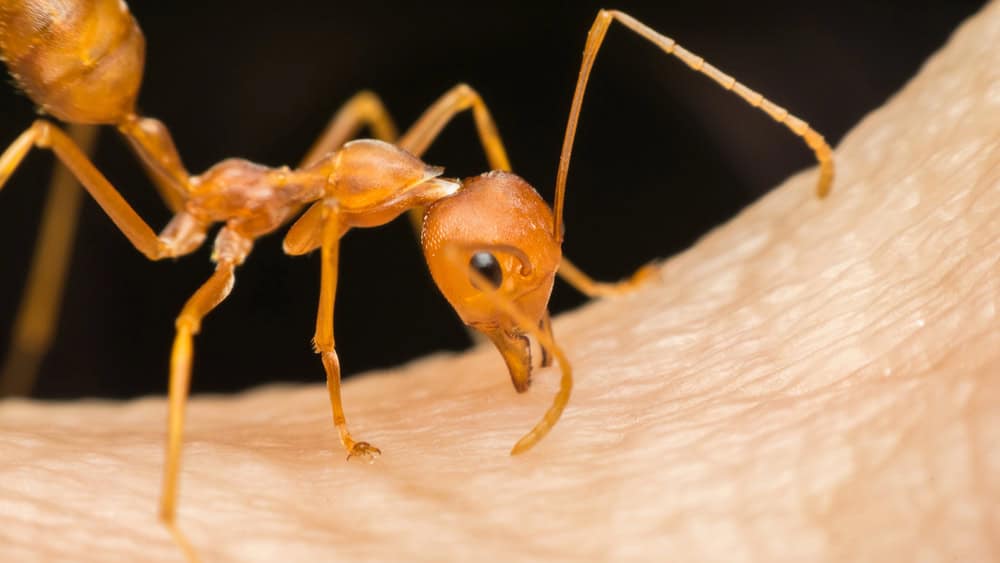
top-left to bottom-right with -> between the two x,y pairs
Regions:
0,0 -> 834,558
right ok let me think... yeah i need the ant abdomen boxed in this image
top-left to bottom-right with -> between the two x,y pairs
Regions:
0,0 -> 144,123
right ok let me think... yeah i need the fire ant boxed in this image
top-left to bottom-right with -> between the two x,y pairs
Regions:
0,0 -> 834,557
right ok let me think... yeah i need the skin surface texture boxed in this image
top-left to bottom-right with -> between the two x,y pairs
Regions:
1,3 -> 999,562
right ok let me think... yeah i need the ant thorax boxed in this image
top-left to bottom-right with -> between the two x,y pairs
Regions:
186,159 -> 323,239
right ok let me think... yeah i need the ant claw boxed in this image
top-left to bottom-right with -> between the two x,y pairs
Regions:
346,441 -> 381,463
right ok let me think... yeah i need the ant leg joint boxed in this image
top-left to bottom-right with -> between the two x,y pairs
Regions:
210,228 -> 253,265
312,335 -> 334,354
175,316 -> 200,334
30,120 -> 54,147
159,213 -> 208,258
138,239 -> 178,261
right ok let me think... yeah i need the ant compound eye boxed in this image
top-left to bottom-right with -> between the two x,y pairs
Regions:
469,252 -> 503,290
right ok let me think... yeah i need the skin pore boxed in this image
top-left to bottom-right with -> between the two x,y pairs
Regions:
1,3 -> 998,561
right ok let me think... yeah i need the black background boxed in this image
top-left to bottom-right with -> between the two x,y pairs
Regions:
0,0 -> 988,399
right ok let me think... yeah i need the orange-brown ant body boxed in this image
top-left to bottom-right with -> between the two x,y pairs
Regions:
0,0 -> 833,557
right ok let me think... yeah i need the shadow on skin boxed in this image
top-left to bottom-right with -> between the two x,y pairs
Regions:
1,2 -> 999,561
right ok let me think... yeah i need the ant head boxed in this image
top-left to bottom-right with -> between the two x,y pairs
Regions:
422,171 -> 561,392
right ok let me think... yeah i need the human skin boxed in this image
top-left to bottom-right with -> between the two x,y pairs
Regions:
1,2 -> 999,562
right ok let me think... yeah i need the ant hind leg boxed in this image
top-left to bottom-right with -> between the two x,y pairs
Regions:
0,124 -> 98,397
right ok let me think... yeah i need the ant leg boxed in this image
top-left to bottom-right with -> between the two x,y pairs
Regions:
0,124 -> 97,397
398,83 -> 512,236
442,241 -> 573,455
0,120 -> 197,260
283,91 -> 400,254
399,83 -> 511,170
558,257 -> 660,298
160,251 -> 243,561
283,206 -> 348,256
300,90 -> 399,167
121,90 -> 400,214
116,114 -> 191,213
313,204 -> 380,461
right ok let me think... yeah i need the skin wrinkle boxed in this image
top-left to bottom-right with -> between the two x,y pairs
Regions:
832,346 -> 996,560
1,2 -> 999,561
970,370 -> 1000,555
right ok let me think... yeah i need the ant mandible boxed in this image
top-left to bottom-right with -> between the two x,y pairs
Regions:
0,0 -> 834,557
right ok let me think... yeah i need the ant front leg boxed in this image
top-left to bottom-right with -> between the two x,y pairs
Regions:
284,91 -> 400,255
313,203 -> 380,461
